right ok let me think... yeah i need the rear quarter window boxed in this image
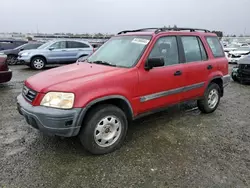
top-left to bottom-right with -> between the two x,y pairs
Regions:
206,36 -> 225,58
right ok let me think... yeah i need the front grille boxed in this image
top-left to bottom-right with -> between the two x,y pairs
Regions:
239,64 -> 250,69
22,86 -> 37,102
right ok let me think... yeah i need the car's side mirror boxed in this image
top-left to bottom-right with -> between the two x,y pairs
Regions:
20,48 -> 24,51
145,57 -> 164,70
48,47 -> 54,51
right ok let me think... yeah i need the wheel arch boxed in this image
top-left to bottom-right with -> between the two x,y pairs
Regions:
78,54 -> 89,58
207,76 -> 223,97
82,95 -> 134,124
7,54 -> 18,57
31,55 -> 47,63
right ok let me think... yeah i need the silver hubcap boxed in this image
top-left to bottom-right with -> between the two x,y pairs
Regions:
94,116 -> 122,147
33,59 -> 44,69
208,89 -> 219,109
7,56 -> 17,65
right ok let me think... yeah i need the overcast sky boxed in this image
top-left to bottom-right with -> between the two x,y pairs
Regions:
1,0 -> 250,34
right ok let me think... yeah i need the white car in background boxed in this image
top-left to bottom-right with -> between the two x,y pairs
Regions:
224,44 -> 240,53
227,46 -> 250,64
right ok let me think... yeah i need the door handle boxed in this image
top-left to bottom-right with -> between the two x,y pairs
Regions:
174,70 -> 182,76
207,65 -> 213,70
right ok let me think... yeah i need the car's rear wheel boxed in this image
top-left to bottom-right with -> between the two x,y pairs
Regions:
6,55 -> 18,65
79,104 -> 128,155
198,83 -> 221,113
31,57 -> 46,70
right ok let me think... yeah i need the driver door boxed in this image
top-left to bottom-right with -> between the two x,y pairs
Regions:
137,36 -> 184,113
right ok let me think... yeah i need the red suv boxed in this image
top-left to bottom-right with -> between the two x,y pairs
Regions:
17,28 -> 230,154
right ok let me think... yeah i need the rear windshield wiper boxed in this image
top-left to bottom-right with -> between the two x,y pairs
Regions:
89,60 -> 116,67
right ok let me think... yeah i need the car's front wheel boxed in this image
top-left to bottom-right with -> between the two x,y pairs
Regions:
231,72 -> 238,82
79,104 -> 128,155
31,57 -> 46,70
197,83 -> 221,113
7,55 -> 18,65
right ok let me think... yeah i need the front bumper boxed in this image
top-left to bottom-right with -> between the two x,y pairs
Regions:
0,69 -> 12,83
17,94 -> 86,137
18,56 -> 31,64
232,67 -> 250,82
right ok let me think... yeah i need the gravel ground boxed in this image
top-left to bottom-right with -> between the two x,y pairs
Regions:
0,65 -> 250,188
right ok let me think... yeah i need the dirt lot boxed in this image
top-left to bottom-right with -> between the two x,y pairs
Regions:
0,65 -> 250,188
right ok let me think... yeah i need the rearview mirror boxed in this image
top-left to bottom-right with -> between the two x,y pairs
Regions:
145,57 -> 164,70
48,47 -> 54,51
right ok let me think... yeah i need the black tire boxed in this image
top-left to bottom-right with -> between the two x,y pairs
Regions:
231,72 -> 238,82
79,104 -> 128,155
7,55 -> 18,65
197,83 -> 221,113
30,57 -> 46,70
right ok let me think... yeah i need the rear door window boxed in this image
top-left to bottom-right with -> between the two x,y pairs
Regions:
206,36 -> 225,58
50,41 -> 66,49
67,41 -> 90,48
181,36 -> 208,62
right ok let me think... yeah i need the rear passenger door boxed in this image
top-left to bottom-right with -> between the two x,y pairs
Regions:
179,36 -> 210,101
67,41 -> 92,61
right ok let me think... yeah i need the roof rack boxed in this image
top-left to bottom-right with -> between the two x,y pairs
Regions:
155,27 -> 210,33
117,27 -> 210,35
117,28 -> 158,35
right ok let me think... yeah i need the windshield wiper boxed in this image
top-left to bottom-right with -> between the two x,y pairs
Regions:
89,60 -> 116,67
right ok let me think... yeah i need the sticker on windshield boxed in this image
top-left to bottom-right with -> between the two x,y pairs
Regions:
132,38 -> 150,45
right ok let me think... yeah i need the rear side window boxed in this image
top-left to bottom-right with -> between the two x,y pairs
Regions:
206,36 -> 225,58
181,36 -> 208,63
67,41 -> 90,48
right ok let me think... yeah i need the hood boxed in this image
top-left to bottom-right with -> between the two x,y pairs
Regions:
19,49 -> 47,55
25,62 -> 126,93
238,55 -> 250,65
0,49 -> 14,55
229,50 -> 250,55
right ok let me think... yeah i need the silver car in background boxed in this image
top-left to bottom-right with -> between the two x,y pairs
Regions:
18,39 -> 94,70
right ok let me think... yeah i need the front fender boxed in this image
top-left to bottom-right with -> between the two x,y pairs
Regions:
84,95 -> 133,114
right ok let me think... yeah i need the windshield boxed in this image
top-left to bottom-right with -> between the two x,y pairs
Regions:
37,41 -> 54,49
87,35 -> 151,68
14,43 -> 27,50
226,44 -> 240,48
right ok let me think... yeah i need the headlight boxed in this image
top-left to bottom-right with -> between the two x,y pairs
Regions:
21,52 -> 30,56
40,92 -> 75,109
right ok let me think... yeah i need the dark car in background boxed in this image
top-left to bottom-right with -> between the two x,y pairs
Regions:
0,54 -> 12,83
0,39 -> 27,51
1,42 -> 43,65
231,55 -> 250,83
